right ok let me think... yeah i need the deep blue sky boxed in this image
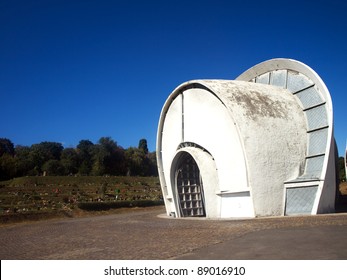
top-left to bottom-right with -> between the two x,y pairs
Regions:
1,0 -> 346,155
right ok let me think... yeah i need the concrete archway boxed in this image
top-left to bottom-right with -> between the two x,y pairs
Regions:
170,146 -> 219,218
173,152 -> 206,217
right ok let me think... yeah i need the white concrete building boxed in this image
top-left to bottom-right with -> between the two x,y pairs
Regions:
157,59 -> 337,218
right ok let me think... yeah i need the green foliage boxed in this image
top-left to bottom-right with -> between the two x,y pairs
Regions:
92,137 -> 127,176
0,138 -> 15,157
147,151 -> 158,176
0,154 -> 16,180
14,145 -> 35,177
77,200 -> 163,211
61,148 -> 79,174
0,137 -> 157,180
138,139 -> 148,154
77,140 -> 94,175
125,147 -> 146,176
42,160 -> 66,176
339,157 -> 346,182
29,142 -> 64,172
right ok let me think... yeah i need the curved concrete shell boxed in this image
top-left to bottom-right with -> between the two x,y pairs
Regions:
157,59 -> 336,218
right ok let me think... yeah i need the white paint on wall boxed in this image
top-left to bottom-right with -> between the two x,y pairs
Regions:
157,59 -> 337,219
220,192 -> 254,218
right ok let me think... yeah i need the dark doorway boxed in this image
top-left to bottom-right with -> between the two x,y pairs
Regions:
176,153 -> 206,217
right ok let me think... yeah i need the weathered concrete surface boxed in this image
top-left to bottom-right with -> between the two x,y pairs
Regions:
175,225 -> 347,260
157,79 -> 309,218
0,206 -> 347,260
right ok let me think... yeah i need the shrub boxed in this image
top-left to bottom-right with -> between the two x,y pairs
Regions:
77,200 -> 163,211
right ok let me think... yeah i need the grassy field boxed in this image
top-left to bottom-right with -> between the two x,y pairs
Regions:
0,176 -> 162,223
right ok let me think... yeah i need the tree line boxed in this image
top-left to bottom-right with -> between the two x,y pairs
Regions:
0,137 -> 158,181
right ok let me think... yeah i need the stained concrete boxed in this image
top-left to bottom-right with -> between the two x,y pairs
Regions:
175,225 -> 347,260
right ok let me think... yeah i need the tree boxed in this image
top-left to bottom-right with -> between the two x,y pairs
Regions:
147,151 -> 158,176
339,157 -> 346,182
0,137 -> 158,180
0,138 -> 15,157
92,137 -> 126,175
0,153 -> 16,180
42,159 -> 65,176
77,140 -> 94,155
92,144 -> 107,176
76,140 -> 94,175
125,147 -> 146,176
29,142 -> 64,173
14,145 -> 35,177
138,139 -> 148,154
61,148 -> 79,175
110,145 -> 127,175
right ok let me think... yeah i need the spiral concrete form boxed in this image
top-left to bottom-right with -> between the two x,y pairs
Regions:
157,59 -> 336,218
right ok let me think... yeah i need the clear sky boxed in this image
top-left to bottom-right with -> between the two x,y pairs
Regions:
1,0 -> 346,155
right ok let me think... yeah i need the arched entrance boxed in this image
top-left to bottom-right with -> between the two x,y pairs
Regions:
175,152 -> 206,217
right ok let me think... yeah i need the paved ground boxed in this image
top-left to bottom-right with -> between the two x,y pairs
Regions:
1,206 -> 347,260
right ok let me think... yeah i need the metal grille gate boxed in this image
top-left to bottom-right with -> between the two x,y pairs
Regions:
176,153 -> 205,217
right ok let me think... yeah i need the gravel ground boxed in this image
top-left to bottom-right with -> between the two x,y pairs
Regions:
1,206 -> 347,260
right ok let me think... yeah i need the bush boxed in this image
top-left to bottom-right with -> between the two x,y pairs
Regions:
42,160 -> 66,176
77,200 -> 163,211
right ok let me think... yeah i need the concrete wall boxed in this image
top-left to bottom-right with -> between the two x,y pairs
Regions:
237,59 -> 336,215
199,80 -> 307,216
157,59 -> 336,218
158,80 -> 307,218
158,84 -> 250,217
